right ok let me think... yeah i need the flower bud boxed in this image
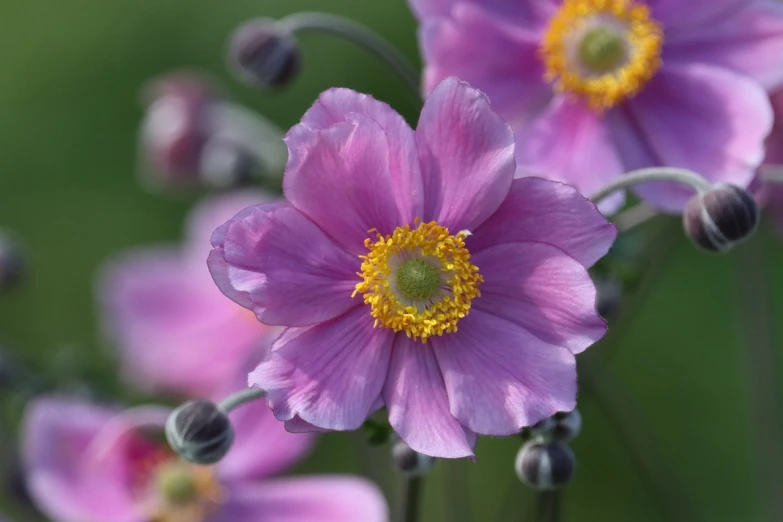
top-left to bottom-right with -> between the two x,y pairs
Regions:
593,275 -> 622,319
165,399 -> 234,465
515,440 -> 575,490
530,410 -> 582,442
392,440 -> 435,477
683,184 -> 759,253
0,232 -> 26,292
227,18 -> 301,89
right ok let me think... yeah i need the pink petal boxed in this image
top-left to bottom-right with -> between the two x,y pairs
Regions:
621,63 -> 771,212
648,0 -> 746,29
409,0 -> 556,30
383,335 -> 476,458
249,307 -> 394,430
283,113 -> 409,255
472,242 -> 606,355
515,96 -> 626,214
416,78 -> 515,232
665,0 -> 783,90
420,4 -> 551,121
432,310 -> 577,435
208,203 -> 360,327
217,387 -> 316,482
467,177 -> 616,268
299,88 -> 424,223
214,477 -> 388,522
22,398 -> 146,522
99,248 -> 268,397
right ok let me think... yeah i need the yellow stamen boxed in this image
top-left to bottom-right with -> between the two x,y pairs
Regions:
150,462 -> 224,522
353,220 -> 482,343
541,0 -> 663,111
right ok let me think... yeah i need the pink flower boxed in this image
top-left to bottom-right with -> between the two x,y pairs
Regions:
757,88 -> 783,232
98,191 -> 277,398
208,79 -> 616,458
22,395 -> 386,522
411,0 -> 783,213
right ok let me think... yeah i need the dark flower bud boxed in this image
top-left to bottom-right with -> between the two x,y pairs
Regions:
227,18 -> 301,89
530,410 -> 582,442
683,184 -> 759,253
515,440 -> 575,490
392,440 -> 435,477
593,275 -> 622,319
165,399 -> 234,465
0,231 -> 26,292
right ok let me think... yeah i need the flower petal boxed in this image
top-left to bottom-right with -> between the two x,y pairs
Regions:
515,96 -> 626,214
419,4 -> 551,122
214,477 -> 388,522
249,307 -> 394,430
467,177 -> 616,268
664,0 -> 783,90
22,398 -> 147,522
472,242 -> 606,355
208,203 -> 360,327
648,0 -> 746,29
384,335 -> 475,458
283,113 -> 406,254
432,310 -> 577,435
409,0 -> 556,30
621,63 -> 771,212
416,77 -> 515,232
300,88 -> 423,223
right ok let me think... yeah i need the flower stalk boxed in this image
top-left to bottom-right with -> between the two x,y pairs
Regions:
589,167 -> 713,206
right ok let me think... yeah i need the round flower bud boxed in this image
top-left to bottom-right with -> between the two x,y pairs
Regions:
392,440 -> 436,477
529,409 -> 582,442
227,18 -> 301,89
593,275 -> 622,319
165,399 -> 234,465
0,232 -> 26,292
515,440 -> 575,490
683,184 -> 759,253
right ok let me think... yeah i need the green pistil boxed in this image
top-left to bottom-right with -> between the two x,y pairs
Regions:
156,464 -> 197,505
579,27 -> 625,73
396,258 -> 440,300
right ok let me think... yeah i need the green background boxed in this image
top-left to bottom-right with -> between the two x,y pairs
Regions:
1,1 -> 782,520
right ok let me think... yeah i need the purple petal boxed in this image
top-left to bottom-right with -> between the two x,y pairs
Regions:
99,247 -> 270,397
515,96 -> 626,214
467,177 -> 616,268
420,4 -> 551,122
432,310 -> 577,435
22,398 -> 147,522
416,78 -> 515,232
300,88 -> 424,223
249,307 -> 394,430
384,335 -> 476,458
472,242 -> 606,355
621,63 -> 771,212
283,113 -> 408,254
648,0 -> 748,30
408,0 -> 556,29
208,203 -> 360,327
214,477 -> 388,522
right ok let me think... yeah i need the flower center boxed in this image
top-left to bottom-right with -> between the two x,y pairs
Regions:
150,461 -> 223,522
541,0 -> 663,111
353,220 -> 482,343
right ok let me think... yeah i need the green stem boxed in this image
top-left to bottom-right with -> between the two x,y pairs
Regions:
398,476 -> 423,522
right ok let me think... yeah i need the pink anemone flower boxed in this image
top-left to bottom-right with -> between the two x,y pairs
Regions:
208,78 -> 616,458
22,395 -> 386,522
411,0 -> 783,213
98,191 -> 278,398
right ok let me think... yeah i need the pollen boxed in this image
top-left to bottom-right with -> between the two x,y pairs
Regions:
540,0 -> 663,111
352,220 -> 482,343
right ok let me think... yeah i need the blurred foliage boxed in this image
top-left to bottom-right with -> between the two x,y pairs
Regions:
0,1 -> 782,521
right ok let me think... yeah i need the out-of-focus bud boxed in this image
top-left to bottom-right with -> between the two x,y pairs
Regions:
0,231 -> 26,292
138,72 -> 286,191
515,440 -> 575,490
165,399 -> 234,465
227,18 -> 301,89
392,440 -> 435,477
683,184 -> 759,253
593,275 -> 622,319
529,410 -> 582,443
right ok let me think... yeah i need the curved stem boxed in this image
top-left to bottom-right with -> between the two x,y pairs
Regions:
398,476 -> 423,522
279,12 -> 421,103
613,203 -> 658,233
590,167 -> 712,206
218,387 -> 266,413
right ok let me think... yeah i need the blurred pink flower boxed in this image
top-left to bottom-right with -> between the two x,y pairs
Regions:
411,0 -> 783,213
98,191 -> 277,398
758,89 -> 783,232
208,78 -> 616,458
23,395 -> 386,522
